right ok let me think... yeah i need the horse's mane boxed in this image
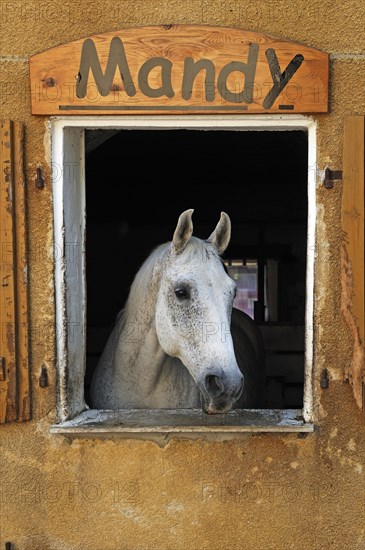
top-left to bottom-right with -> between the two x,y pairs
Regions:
117,237 -> 216,331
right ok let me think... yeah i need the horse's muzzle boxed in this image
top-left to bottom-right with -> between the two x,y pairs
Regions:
199,370 -> 244,414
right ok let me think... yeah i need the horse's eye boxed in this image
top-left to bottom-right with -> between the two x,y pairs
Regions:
174,286 -> 190,300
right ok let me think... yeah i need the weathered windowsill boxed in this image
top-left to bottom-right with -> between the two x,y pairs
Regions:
50,408 -> 314,436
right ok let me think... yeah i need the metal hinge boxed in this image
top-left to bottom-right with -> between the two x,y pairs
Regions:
323,167 -> 343,189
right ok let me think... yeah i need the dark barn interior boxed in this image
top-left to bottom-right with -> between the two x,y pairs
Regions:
84,129 -> 308,409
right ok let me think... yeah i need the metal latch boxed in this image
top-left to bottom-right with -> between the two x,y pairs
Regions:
320,368 -> 329,389
35,166 -> 45,189
323,167 -> 342,189
39,365 -> 48,387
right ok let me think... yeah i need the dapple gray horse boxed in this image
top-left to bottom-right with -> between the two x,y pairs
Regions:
90,210 -> 265,414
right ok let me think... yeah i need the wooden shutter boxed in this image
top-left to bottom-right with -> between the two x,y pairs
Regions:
0,120 -> 30,423
341,115 -> 365,414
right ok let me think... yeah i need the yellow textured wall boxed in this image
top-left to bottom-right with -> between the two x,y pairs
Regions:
1,2 -> 365,549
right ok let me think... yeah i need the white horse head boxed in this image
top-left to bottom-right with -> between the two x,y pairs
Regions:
154,209 -> 244,414
90,209 -> 265,414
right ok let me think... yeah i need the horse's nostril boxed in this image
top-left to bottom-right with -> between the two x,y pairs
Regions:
205,374 -> 224,398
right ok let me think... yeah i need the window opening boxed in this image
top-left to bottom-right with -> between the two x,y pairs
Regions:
84,129 -> 308,412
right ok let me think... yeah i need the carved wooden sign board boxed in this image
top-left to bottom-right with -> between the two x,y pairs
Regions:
29,25 -> 329,115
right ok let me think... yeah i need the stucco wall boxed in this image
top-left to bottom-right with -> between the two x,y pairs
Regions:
1,1 -> 365,549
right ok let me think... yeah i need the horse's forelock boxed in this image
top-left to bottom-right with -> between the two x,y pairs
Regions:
179,236 -> 221,262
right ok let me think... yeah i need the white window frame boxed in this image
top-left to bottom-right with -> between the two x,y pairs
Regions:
50,115 -> 316,436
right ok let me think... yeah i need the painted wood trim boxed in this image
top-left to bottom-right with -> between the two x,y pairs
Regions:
0,120 -> 30,424
62,128 -> 87,420
13,122 -> 30,422
52,115 -> 315,426
50,408 -> 314,435
0,120 -> 17,423
341,116 -> 365,413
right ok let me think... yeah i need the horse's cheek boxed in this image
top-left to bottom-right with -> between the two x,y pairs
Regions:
155,304 -> 177,356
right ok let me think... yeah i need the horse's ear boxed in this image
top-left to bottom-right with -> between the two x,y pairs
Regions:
207,212 -> 231,254
172,209 -> 194,253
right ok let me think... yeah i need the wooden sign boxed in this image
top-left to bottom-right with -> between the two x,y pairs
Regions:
29,25 -> 329,115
